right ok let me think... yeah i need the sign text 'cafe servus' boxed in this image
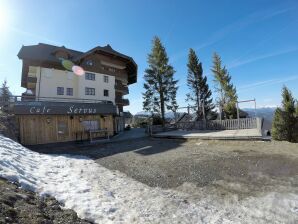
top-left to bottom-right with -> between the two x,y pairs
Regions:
13,101 -> 117,115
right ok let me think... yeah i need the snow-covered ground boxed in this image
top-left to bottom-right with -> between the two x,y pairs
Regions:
0,135 -> 297,223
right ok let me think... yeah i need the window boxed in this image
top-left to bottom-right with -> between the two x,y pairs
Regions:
85,87 -> 95,95
66,88 -> 73,96
81,120 -> 99,131
85,72 -> 95,80
104,89 -> 109,97
108,67 -> 116,73
57,87 -> 64,95
58,121 -> 68,135
86,60 -> 93,66
104,75 -> 109,83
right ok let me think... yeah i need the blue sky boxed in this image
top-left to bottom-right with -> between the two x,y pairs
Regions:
0,0 -> 298,114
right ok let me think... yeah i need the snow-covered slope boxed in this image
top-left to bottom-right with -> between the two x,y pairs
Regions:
0,135 -> 297,223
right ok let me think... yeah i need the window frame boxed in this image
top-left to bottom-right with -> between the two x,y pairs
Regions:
57,87 -> 64,95
85,87 -> 95,96
103,89 -> 109,97
66,88 -> 73,96
104,75 -> 109,83
85,72 -> 95,81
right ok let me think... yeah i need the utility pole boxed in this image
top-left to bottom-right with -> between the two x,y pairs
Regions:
254,98 -> 257,117
219,104 -> 222,121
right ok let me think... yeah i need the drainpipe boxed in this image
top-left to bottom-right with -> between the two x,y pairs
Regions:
37,67 -> 42,101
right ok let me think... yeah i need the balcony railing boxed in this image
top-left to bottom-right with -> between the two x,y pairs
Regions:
27,77 -> 37,83
115,83 -> 129,95
1,95 -> 114,105
115,97 -> 129,106
122,98 -> 129,106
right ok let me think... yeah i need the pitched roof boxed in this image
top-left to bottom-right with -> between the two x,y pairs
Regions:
74,44 -> 134,62
17,43 -> 82,63
18,43 -> 137,84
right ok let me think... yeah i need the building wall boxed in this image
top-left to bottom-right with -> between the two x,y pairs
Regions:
18,114 -> 114,145
34,67 -> 115,103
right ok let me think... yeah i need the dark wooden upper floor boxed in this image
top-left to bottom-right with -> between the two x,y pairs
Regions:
18,43 -> 137,88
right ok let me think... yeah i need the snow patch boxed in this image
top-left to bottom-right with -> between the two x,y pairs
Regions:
0,135 -> 297,223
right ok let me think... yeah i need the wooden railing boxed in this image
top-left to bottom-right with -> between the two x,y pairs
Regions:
115,97 -> 129,106
149,117 -> 263,134
115,83 -> 129,94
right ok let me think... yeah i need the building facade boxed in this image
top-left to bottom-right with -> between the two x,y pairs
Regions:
15,43 -> 137,145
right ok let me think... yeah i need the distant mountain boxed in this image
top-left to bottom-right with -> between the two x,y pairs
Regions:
134,107 -> 277,130
243,107 -> 276,119
243,107 -> 277,130
134,111 -> 151,117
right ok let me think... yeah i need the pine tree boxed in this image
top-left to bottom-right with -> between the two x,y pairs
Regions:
211,53 -> 238,119
272,86 -> 297,142
271,108 -> 286,140
186,49 -> 213,120
143,36 -> 178,126
0,79 -> 10,113
295,100 -> 298,141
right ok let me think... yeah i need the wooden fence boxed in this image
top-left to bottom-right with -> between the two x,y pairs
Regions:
149,117 -> 262,134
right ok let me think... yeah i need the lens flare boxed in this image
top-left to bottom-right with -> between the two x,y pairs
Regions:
61,59 -> 74,71
72,65 -> 85,76
59,58 -> 85,76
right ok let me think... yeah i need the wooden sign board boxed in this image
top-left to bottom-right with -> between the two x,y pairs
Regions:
14,101 -> 117,115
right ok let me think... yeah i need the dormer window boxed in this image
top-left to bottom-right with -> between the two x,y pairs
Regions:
53,48 -> 71,60
86,60 -> 93,66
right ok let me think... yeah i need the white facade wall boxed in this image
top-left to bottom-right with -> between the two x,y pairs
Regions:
34,67 -> 115,104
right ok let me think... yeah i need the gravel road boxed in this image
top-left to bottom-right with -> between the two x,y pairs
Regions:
29,135 -> 298,198
93,138 -> 298,197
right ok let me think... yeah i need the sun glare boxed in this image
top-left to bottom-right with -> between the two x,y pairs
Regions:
0,3 -> 10,31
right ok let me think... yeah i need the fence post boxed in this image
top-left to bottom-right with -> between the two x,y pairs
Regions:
236,102 -> 240,129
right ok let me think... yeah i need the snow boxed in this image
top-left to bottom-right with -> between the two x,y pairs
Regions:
0,135 -> 298,223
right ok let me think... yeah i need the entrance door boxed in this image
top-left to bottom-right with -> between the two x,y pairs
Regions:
57,116 -> 70,142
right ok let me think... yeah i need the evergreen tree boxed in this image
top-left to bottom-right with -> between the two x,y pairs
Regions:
0,79 -> 10,112
211,53 -> 238,119
143,36 -> 178,126
186,48 -> 214,120
272,86 -> 297,142
295,100 -> 298,141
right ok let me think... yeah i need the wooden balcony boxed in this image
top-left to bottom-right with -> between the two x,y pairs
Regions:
115,96 -> 129,106
27,76 -> 37,89
115,82 -> 129,95
27,76 -> 37,83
